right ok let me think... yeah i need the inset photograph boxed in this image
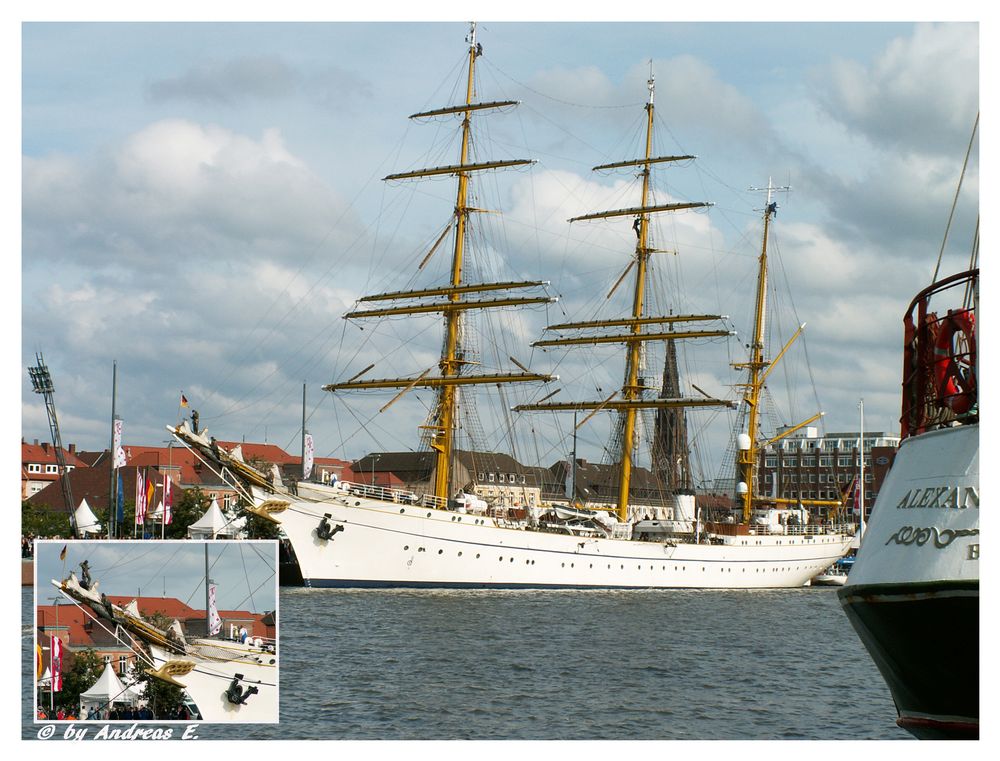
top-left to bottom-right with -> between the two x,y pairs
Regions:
35,540 -> 277,723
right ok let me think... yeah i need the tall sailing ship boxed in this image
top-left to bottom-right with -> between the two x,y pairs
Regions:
170,24 -> 855,588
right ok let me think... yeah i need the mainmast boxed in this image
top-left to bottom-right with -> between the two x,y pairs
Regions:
517,72 -> 733,522
325,23 -> 555,502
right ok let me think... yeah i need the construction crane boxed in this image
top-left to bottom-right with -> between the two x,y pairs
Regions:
28,352 -> 79,538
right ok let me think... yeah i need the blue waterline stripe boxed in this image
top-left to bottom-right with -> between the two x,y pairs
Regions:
301,579 -> 805,590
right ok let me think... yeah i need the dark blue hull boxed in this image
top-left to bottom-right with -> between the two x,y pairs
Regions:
838,580 -> 978,739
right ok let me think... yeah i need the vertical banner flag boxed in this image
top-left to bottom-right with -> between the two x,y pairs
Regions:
853,475 -> 863,515
117,471 -> 125,524
135,470 -> 146,525
163,473 -> 173,525
113,419 -> 126,467
208,583 -> 222,635
303,433 -> 314,479
146,474 -> 156,519
51,635 -> 63,692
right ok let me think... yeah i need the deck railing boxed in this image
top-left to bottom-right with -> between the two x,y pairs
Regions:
901,268 -> 978,438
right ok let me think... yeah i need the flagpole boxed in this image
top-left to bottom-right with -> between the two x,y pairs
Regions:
108,361 -> 117,540
301,382 -> 307,480
859,398 -> 866,540
205,544 -> 210,635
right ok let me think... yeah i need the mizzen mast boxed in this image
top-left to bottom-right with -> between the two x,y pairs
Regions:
734,179 -> 840,521
516,72 -> 733,522
324,23 -> 555,502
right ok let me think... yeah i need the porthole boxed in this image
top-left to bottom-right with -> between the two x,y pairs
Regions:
499,556 -> 504,562
476,553 -> 481,559
426,512 -> 432,518
510,558 -> 514,563
399,508 -> 405,514
570,563 -> 575,568
458,551 -> 463,557
355,501 -> 361,506
438,549 -> 443,555
561,563 -> 565,568
403,545 -> 409,550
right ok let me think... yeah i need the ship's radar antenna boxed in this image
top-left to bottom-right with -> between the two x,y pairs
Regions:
466,21 -> 482,56
749,177 -> 791,217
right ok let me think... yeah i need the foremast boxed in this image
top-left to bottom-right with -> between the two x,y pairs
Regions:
323,23 -> 555,502
516,73 -> 733,522
734,180 -> 842,521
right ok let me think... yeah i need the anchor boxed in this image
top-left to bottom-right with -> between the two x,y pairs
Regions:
316,513 -> 345,541
226,673 -> 260,705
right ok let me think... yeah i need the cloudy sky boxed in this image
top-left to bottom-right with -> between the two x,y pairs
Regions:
36,539 -> 277,613
17,10 -> 981,488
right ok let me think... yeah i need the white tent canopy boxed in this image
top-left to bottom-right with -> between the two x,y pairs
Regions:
74,498 -> 103,535
187,498 -> 238,539
79,662 -> 141,715
148,500 -> 164,522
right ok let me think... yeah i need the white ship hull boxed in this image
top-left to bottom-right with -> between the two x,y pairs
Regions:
273,489 -> 853,589
147,640 -> 278,724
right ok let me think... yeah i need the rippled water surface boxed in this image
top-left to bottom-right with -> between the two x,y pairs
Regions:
23,584 -> 909,740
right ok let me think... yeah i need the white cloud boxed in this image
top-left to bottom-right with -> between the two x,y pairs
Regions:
813,23 -> 978,154
24,119 -> 360,268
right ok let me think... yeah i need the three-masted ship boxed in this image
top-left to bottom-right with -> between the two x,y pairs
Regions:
171,24 -> 854,588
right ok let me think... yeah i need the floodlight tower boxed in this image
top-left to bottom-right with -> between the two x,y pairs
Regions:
28,352 -> 79,538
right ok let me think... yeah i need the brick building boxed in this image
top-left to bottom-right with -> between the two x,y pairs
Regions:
757,427 -> 900,518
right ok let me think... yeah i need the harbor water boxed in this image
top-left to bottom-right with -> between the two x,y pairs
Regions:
23,584 -> 908,740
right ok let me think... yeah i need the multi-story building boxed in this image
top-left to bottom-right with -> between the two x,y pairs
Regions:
757,427 -> 900,518
21,440 -> 88,500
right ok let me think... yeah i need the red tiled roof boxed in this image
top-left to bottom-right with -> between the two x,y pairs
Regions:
36,605 -> 97,648
215,441 -> 298,465
106,595 -> 202,621
22,441 -> 89,469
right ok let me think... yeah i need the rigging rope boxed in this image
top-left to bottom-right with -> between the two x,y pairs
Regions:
931,111 -> 979,285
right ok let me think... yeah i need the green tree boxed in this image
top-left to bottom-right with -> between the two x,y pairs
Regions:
164,487 -> 211,539
133,612 -> 187,718
21,500 -> 72,538
57,648 -> 104,715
